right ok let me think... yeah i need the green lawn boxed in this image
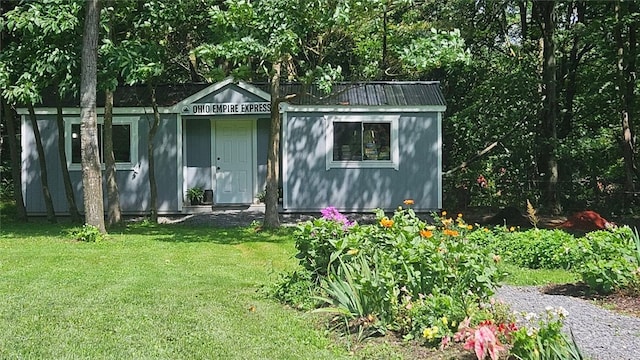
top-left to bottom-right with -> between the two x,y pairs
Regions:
0,217 -> 349,359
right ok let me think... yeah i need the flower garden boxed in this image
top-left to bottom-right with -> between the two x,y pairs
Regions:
269,202 -> 640,359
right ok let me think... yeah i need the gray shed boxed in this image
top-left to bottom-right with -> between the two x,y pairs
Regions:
17,77 -> 445,215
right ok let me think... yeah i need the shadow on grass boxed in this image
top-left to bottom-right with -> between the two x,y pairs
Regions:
1,205 -> 296,245
123,222 -> 296,244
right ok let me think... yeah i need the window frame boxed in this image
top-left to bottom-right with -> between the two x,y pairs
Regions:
325,114 -> 399,170
65,117 -> 138,171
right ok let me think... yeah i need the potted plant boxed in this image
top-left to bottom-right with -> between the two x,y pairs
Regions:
186,187 -> 205,205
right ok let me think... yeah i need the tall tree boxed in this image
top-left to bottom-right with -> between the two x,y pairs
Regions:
103,88 -> 122,226
27,104 -> 57,222
56,96 -> 82,223
536,0 -> 560,214
80,0 -> 105,233
615,0 -> 638,200
101,2 -> 122,227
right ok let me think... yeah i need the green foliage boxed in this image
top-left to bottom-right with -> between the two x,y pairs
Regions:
578,227 -> 639,293
267,269 -> 319,311
65,224 -> 105,242
283,207 -> 503,340
400,28 -> 470,75
475,225 -> 640,294
0,161 -> 14,201
470,228 -> 579,270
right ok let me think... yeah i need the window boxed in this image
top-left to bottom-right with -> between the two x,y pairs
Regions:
66,118 -> 138,170
326,115 -> 399,170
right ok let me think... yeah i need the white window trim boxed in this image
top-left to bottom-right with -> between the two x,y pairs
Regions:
325,114 -> 399,170
65,117 -> 139,171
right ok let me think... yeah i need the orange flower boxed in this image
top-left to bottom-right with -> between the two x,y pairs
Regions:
443,229 -> 459,237
467,224 -> 473,230
420,229 -> 433,238
404,199 -> 415,205
380,217 -> 394,228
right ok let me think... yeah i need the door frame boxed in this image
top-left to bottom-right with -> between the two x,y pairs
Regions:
210,118 -> 258,204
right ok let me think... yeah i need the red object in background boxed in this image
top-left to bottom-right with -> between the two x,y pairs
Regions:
556,210 -> 613,232
477,175 -> 487,188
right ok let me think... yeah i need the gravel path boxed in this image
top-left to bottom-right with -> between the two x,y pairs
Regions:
496,285 -> 640,360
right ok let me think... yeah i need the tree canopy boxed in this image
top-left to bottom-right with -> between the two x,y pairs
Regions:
1,0 -> 639,216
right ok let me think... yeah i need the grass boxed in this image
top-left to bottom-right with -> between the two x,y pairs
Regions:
0,207 -> 350,359
0,202 -> 582,359
498,262 -> 580,286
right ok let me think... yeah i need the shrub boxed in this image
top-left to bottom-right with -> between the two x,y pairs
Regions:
267,270 -> 319,311
66,224 -> 105,242
577,227 -> 639,293
476,228 -> 578,270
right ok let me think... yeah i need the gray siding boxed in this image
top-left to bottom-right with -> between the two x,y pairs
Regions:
284,112 -> 441,212
195,87 -> 266,104
22,114 -> 180,215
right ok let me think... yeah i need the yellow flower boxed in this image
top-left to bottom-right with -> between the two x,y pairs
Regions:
509,226 -> 516,232
441,211 -> 447,217
380,217 -> 394,228
457,213 -> 463,218
483,227 -> 490,232
426,225 -> 436,230
346,248 -> 359,256
422,326 -> 439,340
467,224 -> 473,230
441,316 -> 448,326
403,199 -> 415,205
420,229 -> 433,238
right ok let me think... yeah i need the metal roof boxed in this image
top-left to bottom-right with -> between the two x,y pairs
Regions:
256,81 -> 446,107
35,81 -> 445,108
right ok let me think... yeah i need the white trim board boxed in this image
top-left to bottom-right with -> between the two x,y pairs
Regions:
282,104 -> 447,113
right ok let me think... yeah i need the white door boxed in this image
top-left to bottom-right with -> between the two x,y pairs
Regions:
215,121 -> 253,204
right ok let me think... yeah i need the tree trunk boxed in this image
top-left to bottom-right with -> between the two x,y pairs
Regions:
519,0 -> 528,41
616,0 -> 636,198
1,99 -> 27,221
27,104 -> 56,223
263,60 -> 282,229
80,0 -> 106,233
538,0 -> 560,214
56,100 -> 82,223
104,89 -> 122,226
148,85 -> 160,223
558,2 -> 584,140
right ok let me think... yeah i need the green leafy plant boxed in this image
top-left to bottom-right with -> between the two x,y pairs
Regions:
186,187 -> 205,204
578,227 -> 639,294
66,224 -> 105,242
266,269 -> 319,310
